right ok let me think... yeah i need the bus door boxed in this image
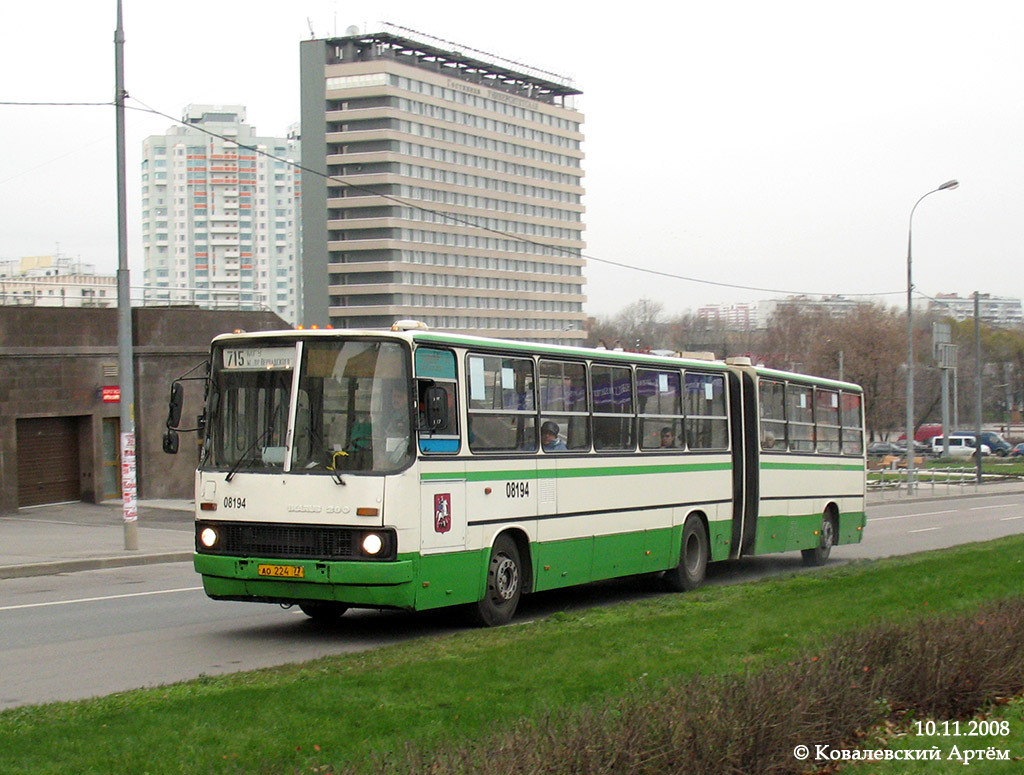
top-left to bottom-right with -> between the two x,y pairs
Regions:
727,370 -> 760,558
415,347 -> 466,553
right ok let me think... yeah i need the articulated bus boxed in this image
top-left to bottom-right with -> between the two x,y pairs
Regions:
164,323 -> 866,626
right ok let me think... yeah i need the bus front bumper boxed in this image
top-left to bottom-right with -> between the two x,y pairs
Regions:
194,553 -> 417,610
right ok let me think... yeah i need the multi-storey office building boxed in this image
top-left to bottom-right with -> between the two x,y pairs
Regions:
299,30 -> 587,343
142,105 -> 302,323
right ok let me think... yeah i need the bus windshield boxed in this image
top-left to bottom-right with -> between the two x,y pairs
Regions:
206,344 -> 294,474
205,338 -> 412,476
293,340 -> 411,474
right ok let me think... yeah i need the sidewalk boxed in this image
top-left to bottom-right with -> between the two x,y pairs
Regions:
0,500 -> 195,579
2,480 -> 1024,580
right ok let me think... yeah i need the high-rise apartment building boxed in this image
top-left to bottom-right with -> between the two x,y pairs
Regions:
141,105 -> 302,323
299,28 -> 587,343
930,293 -> 1023,327
0,254 -> 115,308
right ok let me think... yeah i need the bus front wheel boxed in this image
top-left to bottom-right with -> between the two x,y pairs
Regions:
471,534 -> 522,627
802,511 -> 836,566
664,515 -> 708,592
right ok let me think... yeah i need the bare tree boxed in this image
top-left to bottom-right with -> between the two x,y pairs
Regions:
614,298 -> 665,351
763,302 -> 906,440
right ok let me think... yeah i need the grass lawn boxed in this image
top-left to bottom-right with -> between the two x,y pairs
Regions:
1,536 -> 1022,774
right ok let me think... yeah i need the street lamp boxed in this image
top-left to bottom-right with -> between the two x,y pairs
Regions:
906,179 -> 959,493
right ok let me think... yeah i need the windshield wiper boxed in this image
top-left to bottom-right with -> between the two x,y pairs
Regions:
225,426 -> 273,482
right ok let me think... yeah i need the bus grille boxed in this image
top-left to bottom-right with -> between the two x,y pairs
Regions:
197,521 -> 359,560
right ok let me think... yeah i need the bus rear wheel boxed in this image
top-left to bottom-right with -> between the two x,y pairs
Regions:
802,511 -> 836,566
471,534 -> 522,627
664,515 -> 708,592
298,601 -> 349,621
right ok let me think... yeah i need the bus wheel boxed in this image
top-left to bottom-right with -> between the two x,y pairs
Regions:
298,602 -> 349,621
664,515 -> 708,592
472,535 -> 522,627
802,511 -> 836,567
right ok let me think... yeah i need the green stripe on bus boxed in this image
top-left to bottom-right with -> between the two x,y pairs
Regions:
420,461 -> 732,483
760,462 -> 864,472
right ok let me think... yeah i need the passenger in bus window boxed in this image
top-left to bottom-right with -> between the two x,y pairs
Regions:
762,431 -> 776,449
541,420 -> 568,451
660,426 -> 678,448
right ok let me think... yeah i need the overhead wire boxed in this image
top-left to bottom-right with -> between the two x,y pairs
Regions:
20,95 -> 901,301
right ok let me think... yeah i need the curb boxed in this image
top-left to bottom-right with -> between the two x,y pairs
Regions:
0,552 -> 195,580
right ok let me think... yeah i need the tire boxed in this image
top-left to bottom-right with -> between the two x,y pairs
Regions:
298,601 -> 349,621
664,515 -> 709,592
802,511 -> 836,566
471,534 -> 523,627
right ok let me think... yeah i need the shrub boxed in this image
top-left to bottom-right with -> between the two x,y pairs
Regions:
370,598 -> 1024,774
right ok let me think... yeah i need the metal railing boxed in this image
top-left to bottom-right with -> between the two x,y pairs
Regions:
867,465 -> 991,498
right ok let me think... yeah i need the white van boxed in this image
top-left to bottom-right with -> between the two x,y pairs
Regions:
930,434 -> 991,457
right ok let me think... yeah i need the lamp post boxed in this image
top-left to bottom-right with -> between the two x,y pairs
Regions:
906,179 -> 959,493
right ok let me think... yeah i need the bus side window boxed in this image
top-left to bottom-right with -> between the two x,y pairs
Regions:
759,379 -> 787,451
592,364 -> 635,451
538,359 -> 590,451
684,372 -> 729,450
466,353 -> 536,453
841,392 -> 864,455
786,384 -> 815,452
415,347 -> 460,454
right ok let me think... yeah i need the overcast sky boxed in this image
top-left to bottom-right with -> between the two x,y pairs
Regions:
1,0 -> 1020,317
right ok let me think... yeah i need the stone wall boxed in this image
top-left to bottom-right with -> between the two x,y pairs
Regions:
0,306 -> 286,513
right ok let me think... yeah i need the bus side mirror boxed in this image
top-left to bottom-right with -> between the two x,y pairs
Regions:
424,386 -> 449,431
167,382 -> 184,429
163,429 -> 180,454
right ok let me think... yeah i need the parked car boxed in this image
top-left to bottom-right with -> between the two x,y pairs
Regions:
894,439 -> 931,456
867,441 -> 900,457
954,430 -> 1011,456
1010,442 -> 1024,457
931,434 -> 991,457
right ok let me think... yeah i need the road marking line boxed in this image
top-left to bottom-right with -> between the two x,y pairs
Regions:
870,510 -> 955,522
0,587 -> 203,612
970,505 -> 1011,511
908,528 -> 940,534
1000,516 -> 1024,522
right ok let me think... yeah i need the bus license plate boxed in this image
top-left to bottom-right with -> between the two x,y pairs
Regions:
257,564 -> 305,579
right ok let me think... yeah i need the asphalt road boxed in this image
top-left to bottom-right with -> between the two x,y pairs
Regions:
1,492 -> 1021,710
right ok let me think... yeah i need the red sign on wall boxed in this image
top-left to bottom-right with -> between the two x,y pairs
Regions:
101,386 -> 121,403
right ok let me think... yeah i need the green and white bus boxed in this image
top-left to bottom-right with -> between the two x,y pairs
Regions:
164,323 -> 866,626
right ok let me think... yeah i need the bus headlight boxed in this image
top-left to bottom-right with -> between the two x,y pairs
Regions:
199,527 -> 219,549
362,533 -> 384,556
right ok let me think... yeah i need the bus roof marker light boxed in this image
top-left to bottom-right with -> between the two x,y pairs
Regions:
392,319 -> 429,331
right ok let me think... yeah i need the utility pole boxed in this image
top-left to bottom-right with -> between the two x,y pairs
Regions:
115,0 -> 138,550
975,291 -> 983,485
